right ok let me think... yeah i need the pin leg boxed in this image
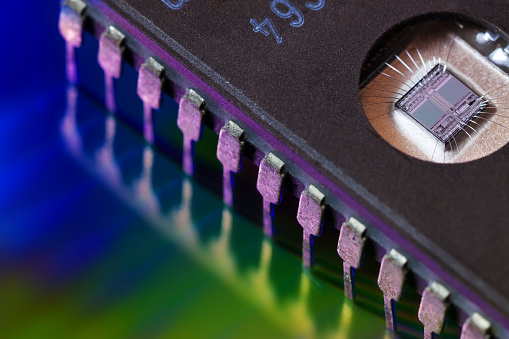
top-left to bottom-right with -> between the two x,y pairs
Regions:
177,89 -> 206,176
222,169 -> 233,206
183,136 -> 194,176
337,217 -> 367,300
98,26 -> 125,113
378,249 -> 407,332
384,296 -> 396,331
143,103 -> 154,144
343,262 -> 354,300
418,282 -> 450,339
256,153 -> 285,237
302,229 -> 313,269
424,328 -> 434,339
59,0 -> 86,84
296,185 -> 325,269
216,121 -> 244,206
105,75 -> 116,113
263,199 -> 274,237
137,57 -> 164,144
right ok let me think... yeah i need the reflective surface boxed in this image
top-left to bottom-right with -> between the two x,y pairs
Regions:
58,83 -> 390,338
0,80 -> 387,337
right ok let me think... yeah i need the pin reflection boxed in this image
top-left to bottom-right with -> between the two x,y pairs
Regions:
132,146 -> 159,215
95,115 -> 120,185
60,85 -> 81,156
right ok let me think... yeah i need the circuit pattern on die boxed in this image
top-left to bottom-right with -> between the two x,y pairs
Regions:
396,65 -> 483,143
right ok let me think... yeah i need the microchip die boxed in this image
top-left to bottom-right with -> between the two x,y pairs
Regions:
396,65 -> 483,143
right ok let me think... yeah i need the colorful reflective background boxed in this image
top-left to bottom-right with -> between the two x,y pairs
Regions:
0,2 -> 463,338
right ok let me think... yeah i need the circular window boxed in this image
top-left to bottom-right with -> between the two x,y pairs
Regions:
360,18 -> 509,164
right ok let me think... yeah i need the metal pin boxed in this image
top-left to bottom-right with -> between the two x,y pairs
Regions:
58,0 -> 86,84
418,281 -> 450,339
256,153 -> 285,237
337,217 -> 366,300
98,26 -> 125,113
377,249 -> 408,332
216,121 -> 245,206
137,57 -> 164,144
296,185 -> 325,269
460,313 -> 492,339
176,89 -> 205,175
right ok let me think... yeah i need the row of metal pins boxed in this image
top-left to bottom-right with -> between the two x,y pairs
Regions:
61,77 -> 495,339
58,2 -> 496,338
252,152 -> 493,337
60,85 -> 495,339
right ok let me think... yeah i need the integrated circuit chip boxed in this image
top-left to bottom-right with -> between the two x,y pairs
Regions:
59,1 -> 509,337
395,65 -> 482,143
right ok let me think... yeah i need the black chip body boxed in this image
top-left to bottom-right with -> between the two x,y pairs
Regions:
83,0 -> 509,334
